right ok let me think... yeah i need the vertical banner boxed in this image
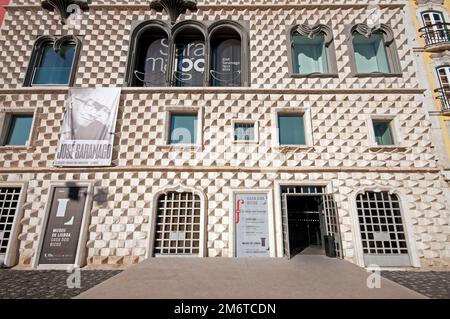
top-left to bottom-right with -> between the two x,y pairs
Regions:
39,187 -> 88,265
235,193 -> 270,257
54,87 -> 121,166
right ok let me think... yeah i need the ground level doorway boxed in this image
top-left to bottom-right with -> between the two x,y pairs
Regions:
281,185 -> 342,259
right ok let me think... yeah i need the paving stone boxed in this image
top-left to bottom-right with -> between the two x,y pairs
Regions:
382,271 -> 450,299
0,269 -> 122,299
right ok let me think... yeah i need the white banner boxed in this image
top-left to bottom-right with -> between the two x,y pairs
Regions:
235,193 -> 270,257
54,88 -> 121,167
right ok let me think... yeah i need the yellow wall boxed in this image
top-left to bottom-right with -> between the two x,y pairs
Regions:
410,0 -> 450,161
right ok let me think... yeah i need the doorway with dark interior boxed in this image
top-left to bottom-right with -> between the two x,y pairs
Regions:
286,195 -> 326,257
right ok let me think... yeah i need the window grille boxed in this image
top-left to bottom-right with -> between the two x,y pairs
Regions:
0,188 -> 20,257
356,191 -> 408,255
154,192 -> 201,255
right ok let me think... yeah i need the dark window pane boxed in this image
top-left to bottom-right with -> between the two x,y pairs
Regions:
278,115 -> 305,145
33,43 -> 75,85
373,120 -> 394,145
139,37 -> 169,87
175,39 -> 205,87
211,38 -> 241,87
4,115 -> 33,145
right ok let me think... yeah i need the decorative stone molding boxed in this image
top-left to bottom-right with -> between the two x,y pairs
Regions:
294,24 -> 334,45
41,0 -> 90,24
149,0 -> 198,24
351,23 -> 394,45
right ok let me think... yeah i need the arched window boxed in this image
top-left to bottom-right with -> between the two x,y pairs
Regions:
288,24 -> 337,76
134,27 -> 169,87
173,25 -> 206,87
126,22 -> 170,87
125,20 -> 249,87
153,191 -> 202,256
350,24 -> 401,75
24,36 -> 81,86
210,26 -> 242,87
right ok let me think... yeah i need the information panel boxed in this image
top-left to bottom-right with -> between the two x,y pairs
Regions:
39,187 -> 87,265
235,193 -> 270,257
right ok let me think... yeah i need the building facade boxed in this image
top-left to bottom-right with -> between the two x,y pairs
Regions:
0,0 -> 448,270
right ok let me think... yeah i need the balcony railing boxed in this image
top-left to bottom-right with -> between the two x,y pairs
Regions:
435,87 -> 450,113
419,23 -> 450,48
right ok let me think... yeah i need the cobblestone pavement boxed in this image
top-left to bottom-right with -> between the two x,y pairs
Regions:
0,269 -> 121,299
382,271 -> 450,299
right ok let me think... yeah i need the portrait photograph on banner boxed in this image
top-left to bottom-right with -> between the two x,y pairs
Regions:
54,87 -> 121,167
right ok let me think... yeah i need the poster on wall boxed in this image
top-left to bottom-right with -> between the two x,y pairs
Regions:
39,187 -> 88,265
54,87 -> 121,167
235,193 -> 270,257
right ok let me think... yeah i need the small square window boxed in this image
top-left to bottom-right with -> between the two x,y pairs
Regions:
373,120 -> 394,145
278,115 -> 305,145
169,113 -> 197,145
234,123 -> 255,141
2,114 -> 33,146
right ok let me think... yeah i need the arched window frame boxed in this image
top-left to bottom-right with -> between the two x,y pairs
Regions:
148,184 -> 207,258
24,35 -> 82,87
349,23 -> 402,77
207,20 -> 250,86
171,20 -> 208,87
125,20 -> 172,87
125,19 -> 249,87
287,24 -> 338,78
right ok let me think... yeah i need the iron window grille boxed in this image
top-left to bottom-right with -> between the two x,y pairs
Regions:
154,192 -> 201,255
0,188 -> 21,258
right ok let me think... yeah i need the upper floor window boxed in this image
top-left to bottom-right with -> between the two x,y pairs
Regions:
126,20 -> 249,87
169,113 -> 198,145
24,36 -> 81,86
174,26 -> 205,87
436,66 -> 450,112
350,24 -> 401,76
1,114 -> 33,146
278,114 -> 305,145
420,11 -> 450,45
288,24 -> 337,76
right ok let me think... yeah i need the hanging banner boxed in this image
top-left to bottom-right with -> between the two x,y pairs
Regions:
235,193 -> 270,257
54,87 -> 121,166
39,187 -> 88,265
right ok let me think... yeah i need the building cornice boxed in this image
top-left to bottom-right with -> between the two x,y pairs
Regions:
0,87 -> 427,95
4,3 -> 406,11
0,166 -> 441,174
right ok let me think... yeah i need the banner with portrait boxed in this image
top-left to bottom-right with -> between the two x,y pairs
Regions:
54,87 -> 121,167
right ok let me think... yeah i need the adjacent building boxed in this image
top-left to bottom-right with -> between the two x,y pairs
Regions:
0,0 -> 448,270
0,0 -> 9,27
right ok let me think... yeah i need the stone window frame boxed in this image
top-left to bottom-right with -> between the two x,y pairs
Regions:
148,184 -> 208,258
0,107 -> 39,150
162,106 -> 204,147
366,115 -> 404,148
230,119 -> 259,144
347,23 -> 402,78
23,35 -> 82,87
271,107 -> 314,148
0,182 -> 28,268
349,187 -> 420,268
124,19 -> 250,87
286,24 -> 339,78
416,1 -> 450,28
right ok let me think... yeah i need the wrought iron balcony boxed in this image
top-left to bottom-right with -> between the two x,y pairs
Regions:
419,23 -> 450,50
435,87 -> 450,114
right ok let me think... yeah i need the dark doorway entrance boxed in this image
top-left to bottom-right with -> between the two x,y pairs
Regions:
286,195 -> 325,257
